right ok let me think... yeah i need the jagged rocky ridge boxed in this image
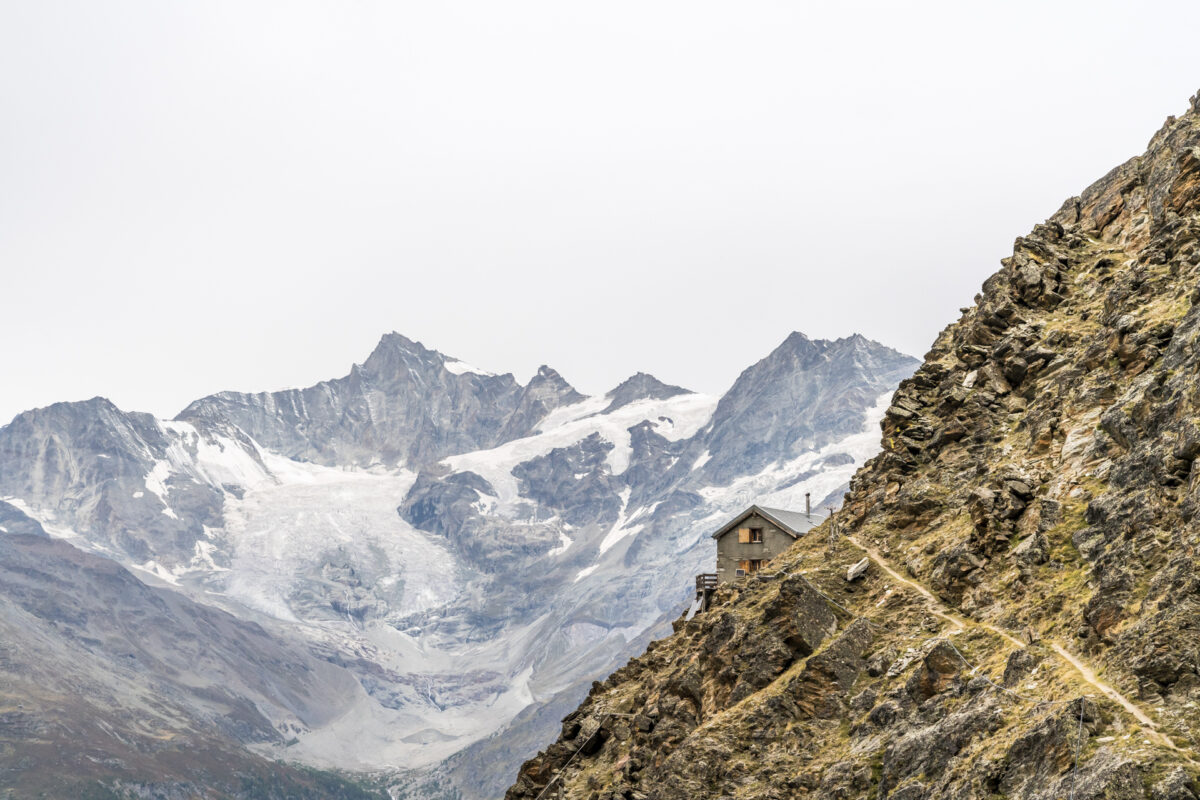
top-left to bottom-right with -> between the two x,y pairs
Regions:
503,92 -> 1200,800
0,331 -> 915,798
177,334 -> 585,468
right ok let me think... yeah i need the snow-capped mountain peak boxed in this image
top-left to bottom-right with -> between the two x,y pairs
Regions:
0,330 -> 918,799
601,372 -> 691,414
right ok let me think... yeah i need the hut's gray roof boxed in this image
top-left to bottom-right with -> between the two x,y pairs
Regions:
710,504 -> 821,540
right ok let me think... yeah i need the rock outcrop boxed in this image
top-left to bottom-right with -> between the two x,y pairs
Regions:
503,91 -> 1200,800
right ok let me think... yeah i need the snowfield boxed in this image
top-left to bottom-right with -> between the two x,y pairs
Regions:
442,358 -> 496,377
445,391 -> 718,508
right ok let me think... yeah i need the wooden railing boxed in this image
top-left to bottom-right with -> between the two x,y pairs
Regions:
694,573 -> 718,613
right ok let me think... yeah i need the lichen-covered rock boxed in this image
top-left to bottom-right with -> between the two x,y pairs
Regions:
768,574 -> 840,657
1152,767 -> 1200,800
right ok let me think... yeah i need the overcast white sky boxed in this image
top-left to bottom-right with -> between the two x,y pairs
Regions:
3,1 -> 1200,425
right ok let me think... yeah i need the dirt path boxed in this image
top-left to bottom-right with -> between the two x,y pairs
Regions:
1047,642 -> 1158,730
843,534 -> 1191,755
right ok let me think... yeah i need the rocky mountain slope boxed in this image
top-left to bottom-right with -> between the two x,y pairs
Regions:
503,91 -> 1200,800
0,531 -> 385,799
0,331 -> 915,798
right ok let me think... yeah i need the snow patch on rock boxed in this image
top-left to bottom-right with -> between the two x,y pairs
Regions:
443,359 -> 495,377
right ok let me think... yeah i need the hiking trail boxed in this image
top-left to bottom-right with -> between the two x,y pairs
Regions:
843,534 -> 1191,756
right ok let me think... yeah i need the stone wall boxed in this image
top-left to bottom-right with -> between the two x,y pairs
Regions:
715,512 -> 800,582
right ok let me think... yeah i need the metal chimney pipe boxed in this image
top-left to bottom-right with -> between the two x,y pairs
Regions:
805,492 -> 811,518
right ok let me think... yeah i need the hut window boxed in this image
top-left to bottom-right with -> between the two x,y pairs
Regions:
749,527 -> 763,543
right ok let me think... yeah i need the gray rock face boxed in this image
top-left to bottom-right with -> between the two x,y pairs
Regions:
695,332 -> 919,485
0,397 -> 226,562
510,433 -> 623,527
0,329 -> 916,799
178,333 -> 582,468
